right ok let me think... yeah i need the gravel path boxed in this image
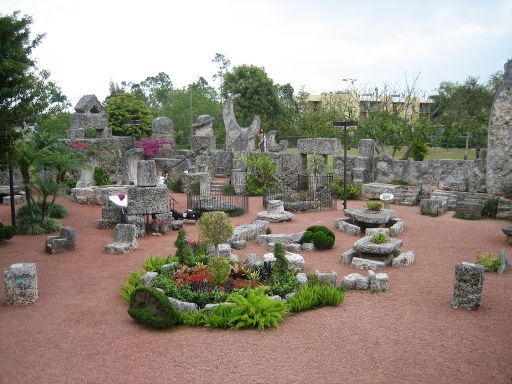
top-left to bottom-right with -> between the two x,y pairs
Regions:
0,194 -> 511,384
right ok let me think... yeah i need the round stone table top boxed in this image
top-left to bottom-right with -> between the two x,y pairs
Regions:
353,236 -> 403,255
344,208 -> 397,225
503,226 -> 512,236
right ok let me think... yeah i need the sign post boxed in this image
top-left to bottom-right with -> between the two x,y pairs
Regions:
333,120 -> 358,210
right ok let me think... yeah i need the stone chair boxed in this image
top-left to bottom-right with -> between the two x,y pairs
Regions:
45,227 -> 77,254
105,224 -> 138,254
256,200 -> 294,222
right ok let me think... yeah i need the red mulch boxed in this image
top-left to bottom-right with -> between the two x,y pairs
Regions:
0,194 -> 511,384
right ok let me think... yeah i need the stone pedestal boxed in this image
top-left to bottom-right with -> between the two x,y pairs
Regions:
4,263 -> 38,305
137,160 -> 157,187
452,262 -> 484,310
257,200 -> 294,222
151,117 -> 174,142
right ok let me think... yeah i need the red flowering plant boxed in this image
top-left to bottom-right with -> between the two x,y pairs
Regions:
69,142 -> 92,150
139,138 -> 172,159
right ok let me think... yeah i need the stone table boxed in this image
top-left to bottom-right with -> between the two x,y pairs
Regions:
344,208 -> 397,227
353,235 -> 403,264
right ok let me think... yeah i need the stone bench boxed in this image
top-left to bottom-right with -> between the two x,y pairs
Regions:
4,263 -> 38,305
45,227 -> 77,254
105,224 -> 138,254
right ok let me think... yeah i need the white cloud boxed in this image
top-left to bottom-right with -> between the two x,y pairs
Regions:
1,0 -> 511,105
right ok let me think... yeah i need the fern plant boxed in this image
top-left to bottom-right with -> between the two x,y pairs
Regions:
143,255 -> 173,272
120,270 -> 145,303
287,284 -> 344,313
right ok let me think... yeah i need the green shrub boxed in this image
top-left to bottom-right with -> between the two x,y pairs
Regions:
93,166 -> 110,186
189,181 -> 201,195
207,289 -> 289,330
371,232 -> 389,244
84,128 -> 97,138
481,198 -> 499,218
222,183 -> 236,195
208,258 -> 231,286
409,142 -> 428,161
475,251 -> 501,272
227,207 -> 245,217
128,286 -> 181,329
120,270 -> 145,303
15,215 -> 60,235
300,225 -> 335,250
330,178 -> 362,199
300,230 -> 313,244
151,275 -> 229,308
17,202 -> 67,219
143,255 -> 173,272
366,201 -> 383,211
61,176 -> 77,193
287,284 -> 344,313
244,154 -> 279,196
265,227 -> 272,235
391,179 -> 408,185
272,243 -> 289,278
169,178 -> 183,193
453,212 -> 480,220
271,272 -> 299,297
0,223 -> 16,241
312,231 -> 334,250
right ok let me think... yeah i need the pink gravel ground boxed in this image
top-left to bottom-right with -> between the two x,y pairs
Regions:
0,194 -> 511,384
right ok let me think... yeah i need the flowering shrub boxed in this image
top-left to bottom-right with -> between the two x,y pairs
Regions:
69,142 -> 92,150
139,138 -> 172,158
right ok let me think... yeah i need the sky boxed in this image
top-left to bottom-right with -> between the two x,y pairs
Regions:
2,0 -> 511,106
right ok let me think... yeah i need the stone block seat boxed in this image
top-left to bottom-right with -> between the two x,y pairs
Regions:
45,227 -> 77,254
4,263 -> 38,305
105,224 -> 138,254
256,200 -> 294,222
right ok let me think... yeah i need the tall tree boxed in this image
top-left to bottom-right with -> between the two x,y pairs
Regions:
212,53 -> 231,104
430,76 -> 495,148
0,11 -> 67,225
221,64 -> 285,131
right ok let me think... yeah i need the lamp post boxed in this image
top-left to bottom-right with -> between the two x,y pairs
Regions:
334,120 -> 358,210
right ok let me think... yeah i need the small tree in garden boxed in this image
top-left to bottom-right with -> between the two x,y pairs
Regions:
197,211 -> 233,258
174,228 -> 194,265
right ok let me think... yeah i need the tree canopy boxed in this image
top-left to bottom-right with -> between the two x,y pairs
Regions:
0,11 -> 67,167
104,91 -> 153,139
430,76 -> 496,147
222,64 -> 295,133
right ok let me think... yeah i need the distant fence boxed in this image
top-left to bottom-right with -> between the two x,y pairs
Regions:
427,135 -> 487,149
187,190 -> 249,214
264,174 -> 335,211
